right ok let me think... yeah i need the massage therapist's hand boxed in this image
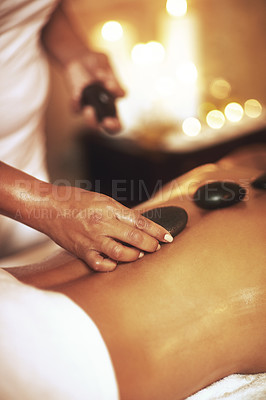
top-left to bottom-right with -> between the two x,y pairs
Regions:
39,187 -> 172,272
41,2 -> 125,134
64,50 -> 125,134
0,162 -> 172,272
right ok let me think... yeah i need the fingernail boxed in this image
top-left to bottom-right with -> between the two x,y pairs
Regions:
156,244 -> 161,251
164,233 -> 173,243
138,251 -> 145,259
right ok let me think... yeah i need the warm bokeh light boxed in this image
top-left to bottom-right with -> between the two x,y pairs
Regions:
176,62 -> 198,84
131,41 -> 165,65
182,117 -> 201,136
131,43 -> 146,64
155,76 -> 175,97
206,110 -> 225,129
224,102 -> 244,122
166,0 -> 187,17
147,41 -> 165,63
209,78 -> 231,99
244,99 -> 262,118
101,21 -> 124,42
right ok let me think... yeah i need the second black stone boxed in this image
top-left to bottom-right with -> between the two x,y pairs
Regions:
193,181 -> 246,210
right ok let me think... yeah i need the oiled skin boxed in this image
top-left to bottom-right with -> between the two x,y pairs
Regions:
7,147 -> 266,400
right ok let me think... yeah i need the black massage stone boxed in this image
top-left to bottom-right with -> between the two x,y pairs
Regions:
251,172 -> 266,190
193,181 -> 246,210
80,83 -> 116,122
142,206 -> 188,237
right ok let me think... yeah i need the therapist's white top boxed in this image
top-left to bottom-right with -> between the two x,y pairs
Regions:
0,0 -> 57,256
0,268 -> 119,400
0,4 -> 120,398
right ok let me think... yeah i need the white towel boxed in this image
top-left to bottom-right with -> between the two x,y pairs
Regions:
187,373 -> 266,400
0,269 -> 119,400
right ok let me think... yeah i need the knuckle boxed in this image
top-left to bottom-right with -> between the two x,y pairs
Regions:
127,228 -> 142,244
152,240 -> 159,251
88,210 -> 103,225
109,243 -> 123,260
135,216 -> 148,230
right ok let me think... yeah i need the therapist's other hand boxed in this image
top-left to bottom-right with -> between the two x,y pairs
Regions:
41,4 -> 125,132
64,50 -> 125,134
41,187 -> 172,272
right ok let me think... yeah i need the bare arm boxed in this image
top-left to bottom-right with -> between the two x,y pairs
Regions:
0,161 -> 52,232
41,2 -> 88,67
0,161 -> 172,271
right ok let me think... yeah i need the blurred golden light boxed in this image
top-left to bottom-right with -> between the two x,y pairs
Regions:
131,43 -> 146,64
244,99 -> 262,118
206,110 -> 225,129
224,102 -> 244,122
176,62 -> 198,84
209,78 -> 231,99
166,0 -> 187,17
182,117 -> 201,136
101,21 -> 123,42
131,41 -> 165,65
147,41 -> 165,63
155,76 -> 175,96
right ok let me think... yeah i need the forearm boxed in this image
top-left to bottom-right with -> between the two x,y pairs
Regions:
4,251 -> 90,290
0,161 -> 54,233
41,2 -> 88,67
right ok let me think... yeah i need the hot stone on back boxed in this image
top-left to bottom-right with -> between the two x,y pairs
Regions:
193,181 -> 246,210
142,206 -> 188,237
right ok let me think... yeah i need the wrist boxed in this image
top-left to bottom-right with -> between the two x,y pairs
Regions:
0,162 -> 48,226
12,179 -> 55,234
33,184 -> 86,236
